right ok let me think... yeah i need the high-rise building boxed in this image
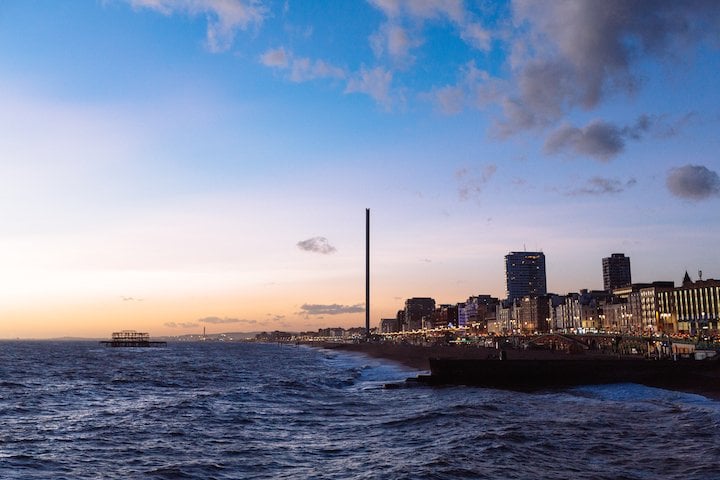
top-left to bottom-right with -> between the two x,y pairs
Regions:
403,297 -> 435,331
505,251 -> 547,301
602,253 -> 631,291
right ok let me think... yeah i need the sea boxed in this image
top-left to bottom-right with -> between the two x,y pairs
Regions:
1,341 -> 719,480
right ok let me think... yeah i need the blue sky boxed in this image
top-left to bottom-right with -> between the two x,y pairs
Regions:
0,0 -> 718,337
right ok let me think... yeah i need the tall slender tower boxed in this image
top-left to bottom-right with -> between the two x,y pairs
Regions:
365,208 -> 370,340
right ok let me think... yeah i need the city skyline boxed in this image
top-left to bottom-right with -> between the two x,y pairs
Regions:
1,1 -> 719,338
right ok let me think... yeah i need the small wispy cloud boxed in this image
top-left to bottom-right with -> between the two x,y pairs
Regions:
198,316 -> 257,325
564,177 -> 637,196
121,296 -> 144,302
126,0 -> 267,52
345,66 -> 395,109
298,303 -> 365,315
164,321 -> 200,329
297,237 -> 336,254
260,47 -> 345,82
456,164 -> 497,202
666,165 -> 720,201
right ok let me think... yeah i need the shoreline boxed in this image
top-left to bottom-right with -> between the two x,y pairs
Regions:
316,342 -> 720,400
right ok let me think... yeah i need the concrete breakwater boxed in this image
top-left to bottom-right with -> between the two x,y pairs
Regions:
320,342 -> 720,399
422,357 -> 720,396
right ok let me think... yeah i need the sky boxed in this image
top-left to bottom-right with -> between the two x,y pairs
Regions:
0,0 -> 719,338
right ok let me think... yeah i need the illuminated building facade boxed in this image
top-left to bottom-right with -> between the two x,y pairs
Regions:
505,251 -> 547,301
673,278 -> 720,336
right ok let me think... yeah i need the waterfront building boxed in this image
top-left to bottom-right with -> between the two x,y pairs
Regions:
672,275 -> 720,336
380,318 -> 400,333
602,302 -> 626,333
578,290 -> 608,331
463,295 -> 499,333
602,253 -> 631,291
435,304 -> 459,328
552,294 -> 578,331
639,282 -> 675,334
612,285 -> 645,334
547,295 -> 565,331
404,297 -> 435,331
516,295 -> 551,333
395,310 -> 406,331
552,290 -> 608,332
457,302 -> 469,327
493,300 -> 515,334
505,251 -> 547,301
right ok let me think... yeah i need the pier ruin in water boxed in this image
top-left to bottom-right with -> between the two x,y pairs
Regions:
100,330 -> 167,347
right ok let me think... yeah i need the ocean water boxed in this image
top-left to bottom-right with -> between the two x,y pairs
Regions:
1,341 -> 719,480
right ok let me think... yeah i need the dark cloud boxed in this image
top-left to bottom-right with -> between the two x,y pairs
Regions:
164,322 -> 200,329
545,121 -> 624,161
544,116 -> 655,161
565,177 -> 637,196
297,237 -> 337,254
198,317 -> 257,325
498,1 -> 720,134
456,164 -> 497,201
666,165 -> 720,200
299,304 -> 365,315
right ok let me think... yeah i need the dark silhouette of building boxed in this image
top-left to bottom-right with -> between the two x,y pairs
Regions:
404,297 -> 435,331
505,251 -> 547,301
602,253 -> 631,291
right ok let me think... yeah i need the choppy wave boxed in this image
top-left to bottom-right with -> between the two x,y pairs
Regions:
0,341 -> 719,479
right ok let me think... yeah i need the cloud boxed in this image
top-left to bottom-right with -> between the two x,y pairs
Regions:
565,177 -> 637,196
127,0 -> 267,52
297,237 -> 337,254
544,116 -> 654,161
299,303 -> 365,315
456,164 -> 497,201
260,48 -> 345,82
164,321 -> 201,328
544,121 -> 624,161
434,85 -> 465,115
345,66 -> 395,109
497,1 -> 720,134
259,47 -> 289,67
370,23 -> 421,66
430,61 -> 490,114
198,316 -> 257,324
459,21 -> 491,51
367,0 -> 491,67
266,314 -> 286,322
666,165 -> 720,200
368,0 -> 464,23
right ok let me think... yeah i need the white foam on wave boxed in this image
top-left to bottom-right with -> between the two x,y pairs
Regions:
320,349 -> 426,390
569,383 -> 720,410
